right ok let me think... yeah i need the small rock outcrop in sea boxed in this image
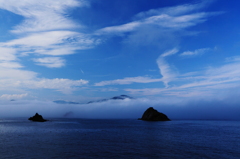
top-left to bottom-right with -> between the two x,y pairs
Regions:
139,107 -> 170,121
28,113 -> 48,122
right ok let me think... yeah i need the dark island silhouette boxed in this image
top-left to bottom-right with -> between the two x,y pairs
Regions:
139,107 -> 170,121
28,113 -> 48,122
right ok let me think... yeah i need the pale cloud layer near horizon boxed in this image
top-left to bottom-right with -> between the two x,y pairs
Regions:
0,0 -> 240,119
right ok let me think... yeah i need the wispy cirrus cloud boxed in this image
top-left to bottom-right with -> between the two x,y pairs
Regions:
180,48 -> 211,56
0,47 -> 17,61
5,31 -> 75,47
97,1 -> 219,35
125,57 -> 240,98
95,76 -> 162,86
0,66 -> 89,94
157,48 -> 179,87
21,78 -> 88,94
0,0 -> 87,33
225,56 -> 240,62
33,57 -> 65,68
0,0 -> 93,95
134,0 -> 213,18
100,88 -> 119,92
95,48 -> 179,87
97,12 -> 213,34
0,93 -> 28,100
0,62 -> 23,68
0,0 -> 100,70
3,31 -> 99,56
0,47 -> 23,68
94,0 -> 221,62
160,48 -> 179,57
94,45 -> 232,98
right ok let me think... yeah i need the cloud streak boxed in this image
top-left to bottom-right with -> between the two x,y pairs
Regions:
0,65 -> 88,94
126,57 -> 240,98
2,31 -> 99,56
20,78 -> 88,94
95,76 -> 162,86
95,48 -> 179,87
0,0 -> 87,33
97,1 -> 219,35
33,57 -> 65,68
0,0 -> 95,95
0,93 -> 28,100
180,48 -> 211,56
156,48 -> 178,87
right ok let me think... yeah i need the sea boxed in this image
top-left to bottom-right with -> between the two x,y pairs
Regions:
0,118 -> 239,159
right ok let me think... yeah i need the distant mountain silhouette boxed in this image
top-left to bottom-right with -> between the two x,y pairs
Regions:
53,100 -> 80,104
87,95 -> 133,104
63,111 -> 74,117
53,95 -> 133,105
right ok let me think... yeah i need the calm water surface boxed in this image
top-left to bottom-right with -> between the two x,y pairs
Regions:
0,118 -> 239,158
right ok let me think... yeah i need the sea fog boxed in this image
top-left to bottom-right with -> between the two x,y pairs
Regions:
0,95 -> 239,120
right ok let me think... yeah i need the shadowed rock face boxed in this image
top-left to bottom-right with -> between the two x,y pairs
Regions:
139,107 -> 170,121
28,113 -> 48,122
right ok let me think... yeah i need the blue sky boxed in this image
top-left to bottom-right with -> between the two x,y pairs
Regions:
0,0 -> 240,119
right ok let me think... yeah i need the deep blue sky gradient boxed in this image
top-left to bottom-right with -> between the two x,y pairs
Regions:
0,0 -> 240,119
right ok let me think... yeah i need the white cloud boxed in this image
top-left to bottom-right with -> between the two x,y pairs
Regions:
20,78 -> 88,94
95,48 -> 179,87
134,1 -> 211,18
5,31 -> 74,47
157,48 -> 178,87
0,47 -> 22,69
0,67 -> 37,80
0,47 -> 17,61
180,48 -> 210,56
100,88 -> 119,92
95,76 -> 162,86
126,57 -> 240,97
97,12 -> 211,34
0,62 -> 23,68
161,48 -> 178,57
1,31 -> 101,63
0,66 -> 88,94
97,1 -> 218,35
225,56 -> 240,62
4,31 -> 98,50
125,88 -> 165,96
0,93 -> 28,100
0,0 -> 88,33
0,0 -> 92,95
97,21 -> 141,34
0,0 -> 100,72
144,12 -> 210,29
33,57 -> 65,68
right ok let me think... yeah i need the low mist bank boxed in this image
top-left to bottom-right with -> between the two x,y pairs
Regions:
0,96 -> 239,120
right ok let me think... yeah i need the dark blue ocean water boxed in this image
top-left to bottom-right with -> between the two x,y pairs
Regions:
0,118 -> 239,159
